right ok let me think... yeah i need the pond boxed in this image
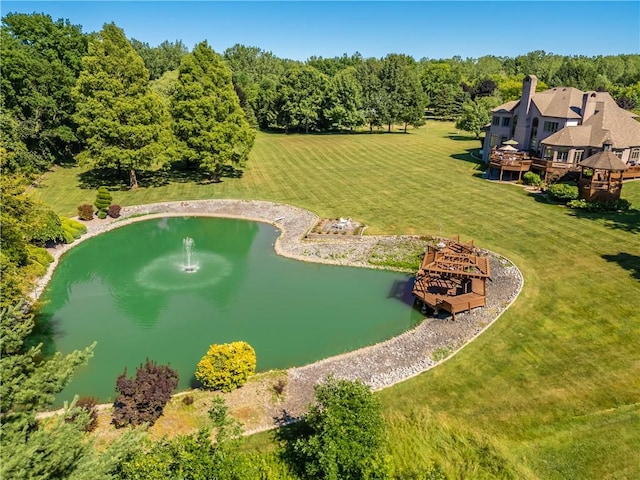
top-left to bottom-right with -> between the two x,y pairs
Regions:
38,217 -> 421,404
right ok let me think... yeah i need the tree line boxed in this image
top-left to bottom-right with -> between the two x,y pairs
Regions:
3,13 -> 640,181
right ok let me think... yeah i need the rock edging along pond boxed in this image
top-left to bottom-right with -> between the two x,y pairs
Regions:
34,199 -> 523,430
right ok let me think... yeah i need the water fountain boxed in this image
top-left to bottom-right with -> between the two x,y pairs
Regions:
182,237 -> 198,272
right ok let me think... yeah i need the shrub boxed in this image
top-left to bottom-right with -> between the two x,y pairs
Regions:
62,224 -> 81,240
94,186 -> 113,213
112,358 -> 179,428
62,230 -> 76,244
61,217 -> 87,234
273,377 -> 287,397
548,183 -> 579,202
26,245 -> 54,269
181,395 -> 194,406
108,204 -> 122,218
288,376 -> 390,479
522,171 -> 543,187
27,210 -> 65,246
65,396 -> 99,432
78,204 -> 94,221
195,341 -> 256,392
77,396 -> 99,432
97,210 -> 107,219
568,198 -> 632,212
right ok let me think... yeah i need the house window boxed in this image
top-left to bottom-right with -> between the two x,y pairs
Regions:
544,147 -> 553,159
502,117 -> 511,127
511,115 -> 518,138
543,121 -> 559,133
557,150 -> 569,162
614,151 -> 623,159
529,118 -> 539,152
492,116 -> 500,126
490,134 -> 498,147
630,148 -> 640,162
500,135 -> 508,145
574,150 -> 584,163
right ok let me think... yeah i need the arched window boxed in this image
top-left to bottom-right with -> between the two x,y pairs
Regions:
529,118 -> 539,152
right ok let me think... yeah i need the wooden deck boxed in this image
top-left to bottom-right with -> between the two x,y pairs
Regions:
623,164 -> 640,180
489,151 -> 532,181
412,239 -> 491,320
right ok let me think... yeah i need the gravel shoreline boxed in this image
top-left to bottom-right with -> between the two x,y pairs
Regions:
34,199 -> 523,432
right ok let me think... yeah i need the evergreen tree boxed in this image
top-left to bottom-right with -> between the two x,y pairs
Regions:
171,41 -> 255,178
0,304 -> 98,479
73,23 -> 170,188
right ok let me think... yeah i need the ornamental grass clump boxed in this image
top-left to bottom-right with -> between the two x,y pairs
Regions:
195,341 -> 256,392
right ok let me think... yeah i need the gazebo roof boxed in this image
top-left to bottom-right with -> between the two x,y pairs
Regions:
579,151 -> 628,171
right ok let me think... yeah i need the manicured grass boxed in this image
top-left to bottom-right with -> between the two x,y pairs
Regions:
31,122 -> 640,478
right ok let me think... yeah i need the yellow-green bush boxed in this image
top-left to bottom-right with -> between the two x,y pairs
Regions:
61,217 -> 87,234
60,217 -> 88,243
26,245 -> 54,275
195,341 -> 256,392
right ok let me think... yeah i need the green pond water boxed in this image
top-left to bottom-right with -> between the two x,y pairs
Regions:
39,217 -> 421,404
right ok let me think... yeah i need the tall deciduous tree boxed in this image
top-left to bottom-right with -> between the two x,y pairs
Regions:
73,23 -> 170,188
130,38 -> 188,80
324,67 -> 365,131
171,41 -> 255,177
0,13 -> 88,173
275,65 -> 329,133
356,58 -> 385,133
456,96 -> 501,138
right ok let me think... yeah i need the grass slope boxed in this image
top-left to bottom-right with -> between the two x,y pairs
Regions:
31,122 -> 640,478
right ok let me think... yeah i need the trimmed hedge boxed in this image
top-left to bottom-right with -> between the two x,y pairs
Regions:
195,341 -> 256,392
62,217 -> 87,234
60,217 -> 88,243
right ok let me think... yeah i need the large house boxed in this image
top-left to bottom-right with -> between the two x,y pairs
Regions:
482,75 -> 640,180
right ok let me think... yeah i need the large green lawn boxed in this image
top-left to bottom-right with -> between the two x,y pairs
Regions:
32,122 -> 640,478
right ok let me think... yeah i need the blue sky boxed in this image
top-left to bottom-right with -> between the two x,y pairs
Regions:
3,1 -> 639,60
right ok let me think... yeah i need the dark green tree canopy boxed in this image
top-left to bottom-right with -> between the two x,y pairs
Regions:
0,13 -> 88,173
291,376 -> 389,479
130,38 -> 188,80
171,41 -> 255,176
72,23 -> 170,188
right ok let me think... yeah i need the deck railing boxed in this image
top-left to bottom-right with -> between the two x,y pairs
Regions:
531,157 -> 575,170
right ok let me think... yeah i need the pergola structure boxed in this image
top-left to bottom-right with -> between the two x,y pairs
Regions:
412,238 -> 491,320
578,147 -> 628,202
